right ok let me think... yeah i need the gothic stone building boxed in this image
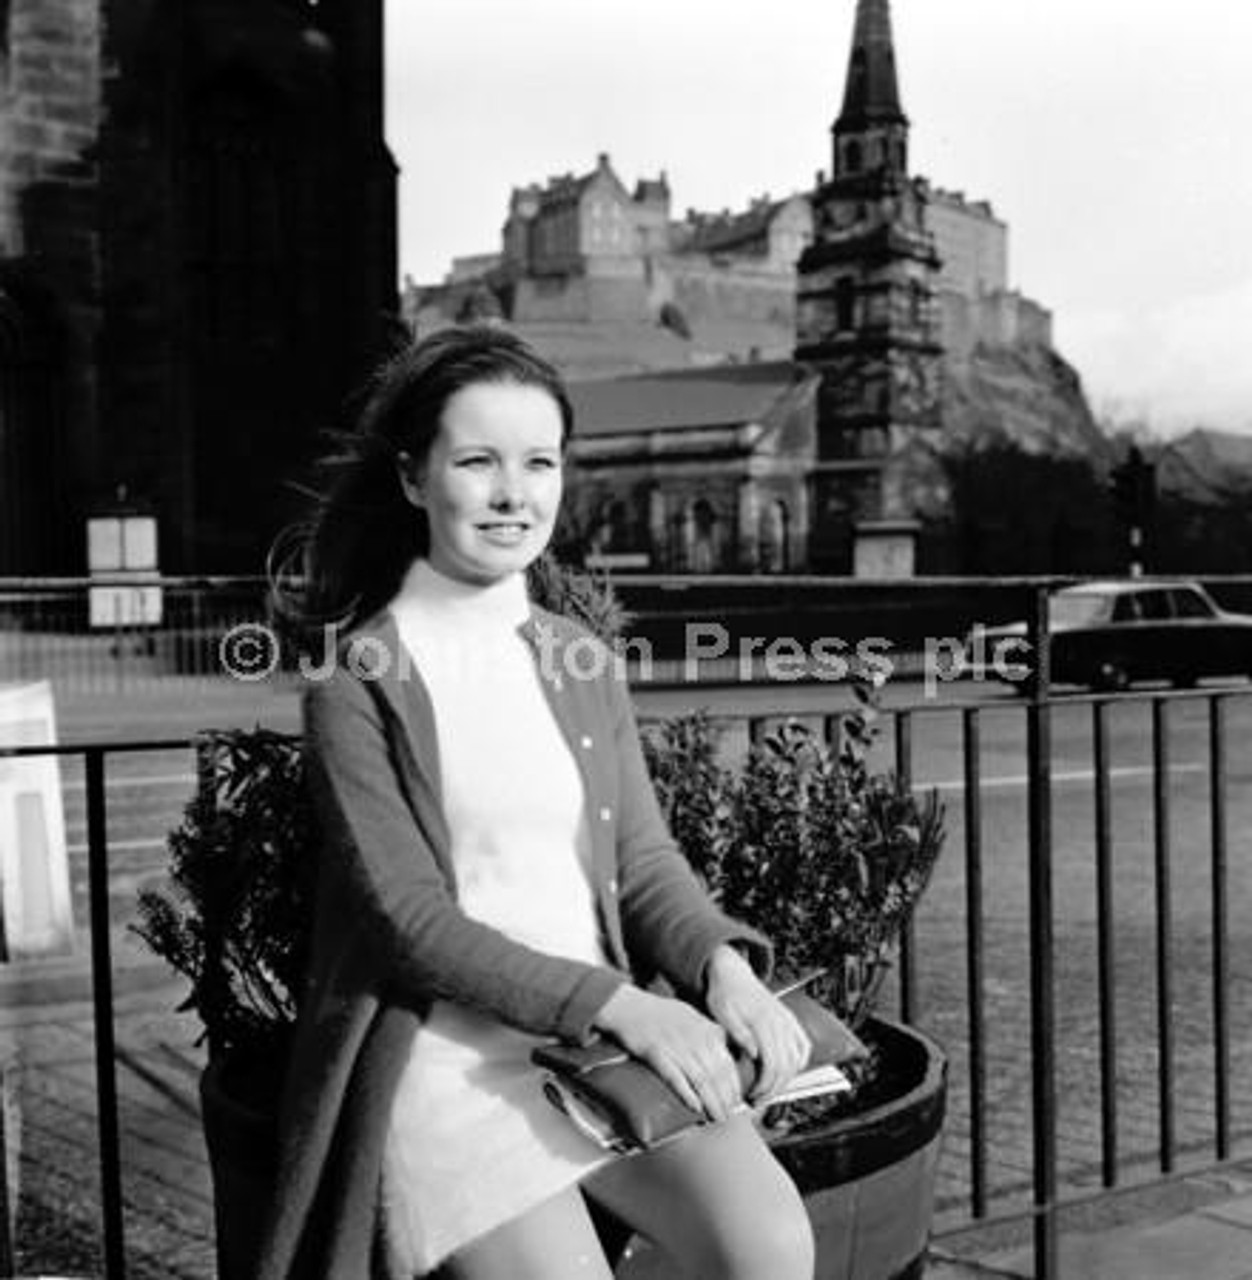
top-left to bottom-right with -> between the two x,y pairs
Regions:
0,0 -> 397,573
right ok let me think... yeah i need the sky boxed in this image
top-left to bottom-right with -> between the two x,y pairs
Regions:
383,0 -> 1252,437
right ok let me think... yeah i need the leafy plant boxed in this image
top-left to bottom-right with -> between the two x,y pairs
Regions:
527,551 -> 629,643
643,679 -> 945,1029
132,727 -> 312,1074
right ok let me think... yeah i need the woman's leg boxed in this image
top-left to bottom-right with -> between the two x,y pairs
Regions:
442,1186 -> 615,1280
583,1113 -> 814,1280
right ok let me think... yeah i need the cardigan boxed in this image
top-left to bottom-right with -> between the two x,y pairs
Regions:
255,606 -> 772,1279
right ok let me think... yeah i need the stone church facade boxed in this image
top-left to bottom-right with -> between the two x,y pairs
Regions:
0,0 -> 397,573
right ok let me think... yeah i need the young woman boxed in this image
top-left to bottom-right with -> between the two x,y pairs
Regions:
260,325 -> 816,1279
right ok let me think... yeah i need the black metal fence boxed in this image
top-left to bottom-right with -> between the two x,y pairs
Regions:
1,578 -> 1251,1277
0,577 -> 272,691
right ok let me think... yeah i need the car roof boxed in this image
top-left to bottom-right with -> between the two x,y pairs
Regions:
1056,580 -> 1200,597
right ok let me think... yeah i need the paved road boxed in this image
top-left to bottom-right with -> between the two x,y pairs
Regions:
2,674 -> 1251,1274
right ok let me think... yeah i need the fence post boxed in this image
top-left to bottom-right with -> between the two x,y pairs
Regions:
1026,583 -> 1057,1279
86,748 -> 127,1279
894,711 -> 916,1024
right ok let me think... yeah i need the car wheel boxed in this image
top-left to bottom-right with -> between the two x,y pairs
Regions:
1092,659 -> 1130,693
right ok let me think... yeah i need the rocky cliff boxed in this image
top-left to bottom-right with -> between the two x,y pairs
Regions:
941,339 -> 1110,460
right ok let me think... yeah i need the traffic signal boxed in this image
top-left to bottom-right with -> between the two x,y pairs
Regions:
1108,446 -> 1155,527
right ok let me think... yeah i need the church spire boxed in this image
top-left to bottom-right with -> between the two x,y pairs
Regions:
836,0 -> 906,132
794,0 -> 941,570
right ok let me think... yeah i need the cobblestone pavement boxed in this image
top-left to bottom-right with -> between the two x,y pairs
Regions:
1,961 -> 214,1278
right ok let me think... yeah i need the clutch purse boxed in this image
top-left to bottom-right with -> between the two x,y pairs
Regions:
532,973 -> 869,1153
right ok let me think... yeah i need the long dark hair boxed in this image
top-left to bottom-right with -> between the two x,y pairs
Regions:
271,324 -> 574,643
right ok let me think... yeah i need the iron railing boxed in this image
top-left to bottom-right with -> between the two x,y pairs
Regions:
0,577 -> 273,691
1,580 -> 1251,1276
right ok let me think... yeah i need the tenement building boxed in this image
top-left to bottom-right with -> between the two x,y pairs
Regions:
0,0 -> 397,573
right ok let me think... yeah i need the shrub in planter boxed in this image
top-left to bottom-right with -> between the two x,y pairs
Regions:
133,727 -> 311,1092
132,725 -> 310,1280
643,680 -> 945,1033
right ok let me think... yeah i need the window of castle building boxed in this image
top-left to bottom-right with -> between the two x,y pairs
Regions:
836,277 -> 856,330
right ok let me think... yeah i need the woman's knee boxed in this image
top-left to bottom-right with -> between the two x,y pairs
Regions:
703,1180 -> 814,1280
588,1118 -> 815,1280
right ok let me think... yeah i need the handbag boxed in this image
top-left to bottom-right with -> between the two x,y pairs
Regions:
532,973 -> 869,1153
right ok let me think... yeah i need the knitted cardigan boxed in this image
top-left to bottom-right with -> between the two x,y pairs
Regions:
254,607 -> 771,1279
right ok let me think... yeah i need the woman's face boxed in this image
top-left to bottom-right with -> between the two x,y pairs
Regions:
400,380 -> 565,586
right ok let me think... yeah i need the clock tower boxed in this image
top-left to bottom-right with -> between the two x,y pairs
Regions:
796,0 -> 943,572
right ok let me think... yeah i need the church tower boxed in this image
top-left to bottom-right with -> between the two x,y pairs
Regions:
796,0 -> 942,573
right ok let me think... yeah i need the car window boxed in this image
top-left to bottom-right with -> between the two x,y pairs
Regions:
1170,587 -> 1213,618
1111,595 -> 1142,622
1050,593 -> 1112,626
1136,590 -> 1173,620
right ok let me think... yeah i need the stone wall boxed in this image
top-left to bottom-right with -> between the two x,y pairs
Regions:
660,258 -> 797,327
514,272 -> 650,323
925,185 -> 1008,298
0,0 -> 103,570
940,288 -> 1053,358
0,0 -> 102,256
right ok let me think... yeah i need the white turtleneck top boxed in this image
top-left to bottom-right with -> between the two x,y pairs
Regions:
381,560 -> 612,1272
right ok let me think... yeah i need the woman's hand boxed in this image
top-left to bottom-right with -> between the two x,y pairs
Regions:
703,946 -> 812,1103
593,984 -> 745,1121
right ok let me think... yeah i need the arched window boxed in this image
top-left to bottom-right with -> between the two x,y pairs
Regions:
669,506 -> 689,571
844,139 -> 863,174
683,499 -> 719,573
590,498 -> 629,554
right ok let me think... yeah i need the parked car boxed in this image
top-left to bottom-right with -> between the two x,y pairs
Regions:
973,580 -> 1252,692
